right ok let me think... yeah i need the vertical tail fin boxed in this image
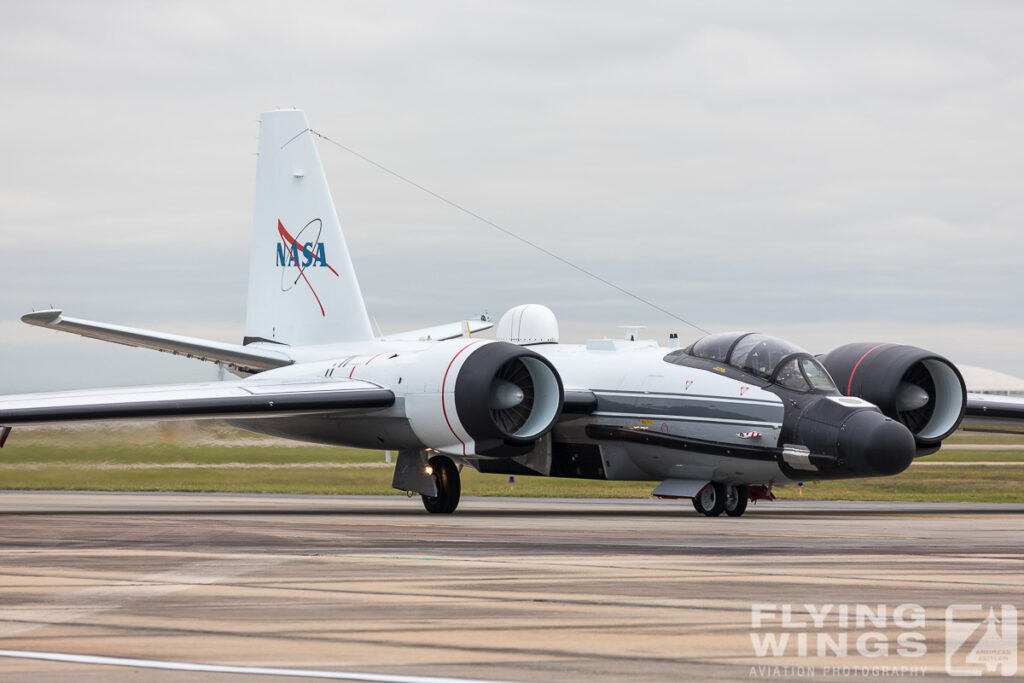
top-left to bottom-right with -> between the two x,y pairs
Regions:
244,110 -> 374,347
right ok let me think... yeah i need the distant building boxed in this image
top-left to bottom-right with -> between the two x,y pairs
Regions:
958,365 -> 1024,397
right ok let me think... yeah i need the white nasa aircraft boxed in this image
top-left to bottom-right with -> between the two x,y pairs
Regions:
2,110 -> 1022,516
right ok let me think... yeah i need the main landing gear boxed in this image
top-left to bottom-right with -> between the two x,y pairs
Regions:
422,455 -> 461,514
692,482 -> 748,517
392,451 -> 462,514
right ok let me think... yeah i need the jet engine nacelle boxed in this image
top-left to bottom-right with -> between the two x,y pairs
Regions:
819,343 -> 966,453
360,340 -> 563,458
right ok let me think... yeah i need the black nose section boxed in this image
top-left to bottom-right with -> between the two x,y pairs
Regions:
839,410 -> 916,476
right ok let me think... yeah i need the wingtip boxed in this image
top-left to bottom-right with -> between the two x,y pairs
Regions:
21,309 -> 63,326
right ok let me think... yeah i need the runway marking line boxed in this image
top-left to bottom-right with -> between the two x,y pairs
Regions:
736,532 -> 918,540
134,497 -> 397,508
0,649 -> 521,683
277,520 -> 436,528
861,515 -> 1023,521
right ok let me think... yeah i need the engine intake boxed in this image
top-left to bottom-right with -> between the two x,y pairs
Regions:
819,343 -> 966,451
454,342 -> 563,456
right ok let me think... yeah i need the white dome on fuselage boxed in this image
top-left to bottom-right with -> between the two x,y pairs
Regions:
496,304 -> 559,345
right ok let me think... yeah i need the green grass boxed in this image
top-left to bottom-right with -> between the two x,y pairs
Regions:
0,465 -> 660,498
1,460 -> 1020,502
0,464 -> 399,495
1,423 -> 1022,502
777,466 -> 1024,503
459,470 -> 655,498
945,430 -> 1024,445
2,444 -> 379,465
917,450 -> 1024,462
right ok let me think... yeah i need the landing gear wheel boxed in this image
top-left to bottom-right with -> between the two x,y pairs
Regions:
692,482 -> 726,517
421,456 -> 461,514
724,484 -> 748,517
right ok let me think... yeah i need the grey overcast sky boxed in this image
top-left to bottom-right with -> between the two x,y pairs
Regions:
1,0 -> 1023,392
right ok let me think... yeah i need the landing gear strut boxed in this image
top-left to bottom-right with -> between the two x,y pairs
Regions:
692,482 -> 748,517
421,455 -> 461,514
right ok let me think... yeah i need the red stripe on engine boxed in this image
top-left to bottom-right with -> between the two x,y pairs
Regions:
441,341 -> 482,455
846,344 -> 888,396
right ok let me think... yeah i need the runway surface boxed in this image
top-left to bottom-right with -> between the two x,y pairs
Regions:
0,492 -> 1021,681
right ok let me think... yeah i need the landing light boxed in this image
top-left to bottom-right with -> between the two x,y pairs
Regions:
424,465 -> 434,476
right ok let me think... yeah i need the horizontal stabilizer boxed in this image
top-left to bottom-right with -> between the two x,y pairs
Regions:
0,377 -> 394,426
382,318 -> 494,342
22,310 -> 292,375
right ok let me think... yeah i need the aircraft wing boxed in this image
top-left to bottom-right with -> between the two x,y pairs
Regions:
0,378 -> 394,428
962,393 -> 1024,435
381,318 -> 494,342
22,310 -> 292,374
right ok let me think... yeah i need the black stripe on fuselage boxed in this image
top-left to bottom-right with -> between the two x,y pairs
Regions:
595,388 -> 781,406
586,424 -> 781,462
593,391 -> 782,425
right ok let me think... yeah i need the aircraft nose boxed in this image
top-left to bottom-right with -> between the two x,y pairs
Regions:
838,410 -> 916,476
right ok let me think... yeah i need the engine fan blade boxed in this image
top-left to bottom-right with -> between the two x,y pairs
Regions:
505,367 -> 531,389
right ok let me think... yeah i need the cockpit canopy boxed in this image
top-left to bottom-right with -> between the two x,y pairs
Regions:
687,332 -> 837,393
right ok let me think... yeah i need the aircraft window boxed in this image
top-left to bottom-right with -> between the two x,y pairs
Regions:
689,331 -> 747,362
775,358 -> 811,392
688,332 -> 833,390
729,334 -> 804,381
801,357 -> 837,391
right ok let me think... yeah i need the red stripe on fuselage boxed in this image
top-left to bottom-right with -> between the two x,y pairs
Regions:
441,341 -> 482,455
348,354 -> 383,380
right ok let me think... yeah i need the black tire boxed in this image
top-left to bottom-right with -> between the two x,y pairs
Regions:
693,482 -> 726,517
421,456 -> 461,514
724,484 -> 748,517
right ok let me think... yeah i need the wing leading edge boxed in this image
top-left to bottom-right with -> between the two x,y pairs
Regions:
0,378 -> 394,427
22,310 -> 293,375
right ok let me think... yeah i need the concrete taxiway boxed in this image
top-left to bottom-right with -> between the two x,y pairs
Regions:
0,492 -> 1021,681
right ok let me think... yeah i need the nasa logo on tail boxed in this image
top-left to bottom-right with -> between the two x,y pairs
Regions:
275,218 -> 339,317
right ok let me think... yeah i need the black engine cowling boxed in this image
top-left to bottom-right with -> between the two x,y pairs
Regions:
454,342 -> 564,457
819,343 -> 966,453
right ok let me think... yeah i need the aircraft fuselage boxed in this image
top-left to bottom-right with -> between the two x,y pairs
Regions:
231,336 -> 914,490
